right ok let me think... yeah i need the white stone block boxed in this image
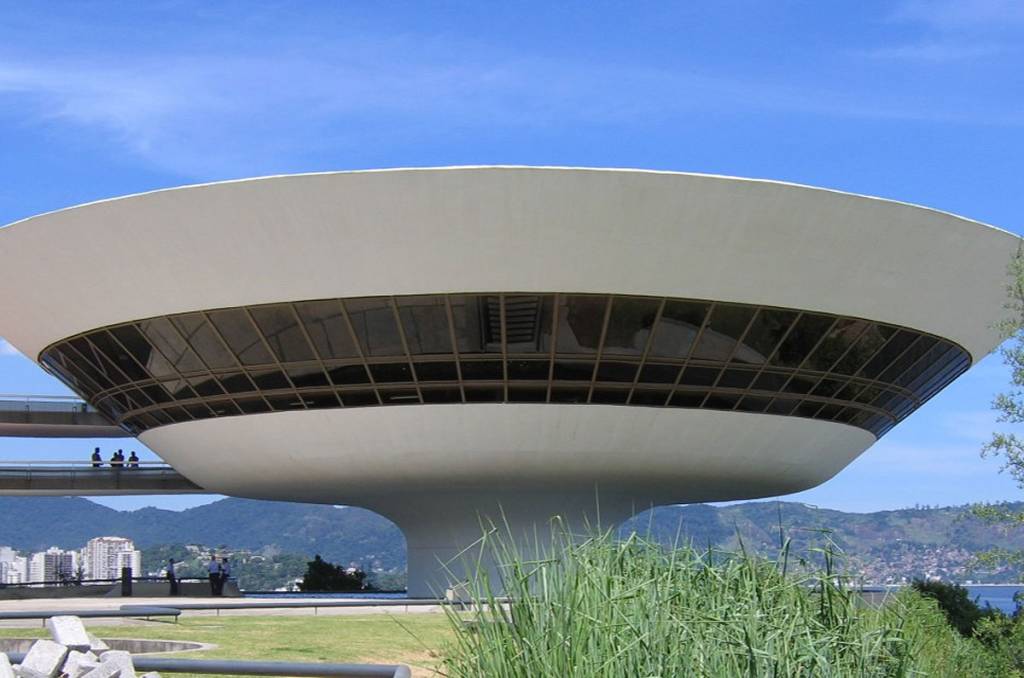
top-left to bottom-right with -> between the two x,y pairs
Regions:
78,662 -> 119,678
18,640 -> 68,678
62,651 -> 99,678
84,637 -> 107,655
98,653 -> 133,678
0,653 -> 14,678
46,618 -> 91,654
138,673 -> 160,678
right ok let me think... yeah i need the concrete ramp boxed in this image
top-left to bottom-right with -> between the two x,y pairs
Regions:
0,463 -> 206,495
0,396 -> 129,438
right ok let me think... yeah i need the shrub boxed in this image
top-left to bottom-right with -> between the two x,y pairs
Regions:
297,554 -> 367,592
911,578 -> 990,637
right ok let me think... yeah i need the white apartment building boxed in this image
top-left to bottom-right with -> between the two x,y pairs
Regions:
80,537 -> 142,580
0,546 -> 27,584
28,547 -> 77,583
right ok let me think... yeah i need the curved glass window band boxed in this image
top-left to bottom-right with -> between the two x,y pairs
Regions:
38,293 -> 971,438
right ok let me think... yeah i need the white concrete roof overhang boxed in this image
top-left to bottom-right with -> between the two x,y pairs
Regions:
0,167 -> 1017,508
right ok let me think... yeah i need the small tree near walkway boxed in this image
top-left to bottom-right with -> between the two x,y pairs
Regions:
298,554 -> 368,592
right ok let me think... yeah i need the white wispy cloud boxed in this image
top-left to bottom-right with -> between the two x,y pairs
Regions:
855,41 -> 1011,63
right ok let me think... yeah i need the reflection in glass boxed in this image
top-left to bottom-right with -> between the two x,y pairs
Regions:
398,296 -> 453,355
295,300 -> 360,359
602,297 -> 659,355
250,305 -> 316,362
556,296 -> 607,354
345,298 -> 404,357
207,309 -> 275,366
504,295 -> 554,353
692,305 -> 756,361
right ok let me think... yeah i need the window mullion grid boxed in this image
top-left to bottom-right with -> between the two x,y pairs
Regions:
121,320 -> 212,417
102,324 -> 197,422
699,306 -> 767,410
844,336 -> 930,423
285,303 -> 344,408
622,297 -> 666,404
763,316 -> 873,416
156,317 -> 225,420
443,295 -> 467,403
835,327 -> 909,422
737,311 -> 805,413
337,299 -> 383,405
545,293 -> 561,403
41,348 -> 105,399
500,293 -> 509,402
389,297 -> 423,404
883,336 -> 951,409
772,315 -> 841,407
585,295 -> 615,404
662,301 -> 717,406
60,339 -> 157,420
213,309 -> 279,411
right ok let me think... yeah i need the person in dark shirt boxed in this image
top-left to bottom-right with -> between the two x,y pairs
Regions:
128,451 -> 139,468
167,558 -> 179,596
91,447 -> 102,468
111,450 -> 124,468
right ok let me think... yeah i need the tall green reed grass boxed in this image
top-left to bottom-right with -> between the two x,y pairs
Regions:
439,519 -> 1008,677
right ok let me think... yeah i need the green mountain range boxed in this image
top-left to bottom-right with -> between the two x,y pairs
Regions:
1,496 -> 1023,584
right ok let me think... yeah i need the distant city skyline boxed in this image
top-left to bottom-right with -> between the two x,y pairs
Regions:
1,2 -> 1023,513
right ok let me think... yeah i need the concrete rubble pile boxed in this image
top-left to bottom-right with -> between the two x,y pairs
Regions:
0,616 -> 159,678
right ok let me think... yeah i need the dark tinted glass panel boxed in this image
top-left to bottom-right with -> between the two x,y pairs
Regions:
327,364 -> 371,385
302,391 -> 341,409
631,390 -> 670,406
795,401 -> 823,417
207,309 -> 274,366
783,374 -> 818,395
250,305 -> 316,362
509,387 -> 547,402
897,343 -> 951,389
140,384 -> 172,404
766,398 -> 799,415
591,388 -> 630,404
736,396 -> 771,413
638,364 -> 680,384
508,360 -> 550,380
414,362 -> 459,382
740,309 -> 798,364
172,314 -> 237,369
802,319 -> 870,372
460,360 -> 503,380
218,373 -> 256,394
649,300 -> 708,358
692,305 -> 756,362
603,297 -> 659,355
285,364 -> 330,388
250,369 -> 291,390
161,379 -> 196,400
188,375 -> 224,397
110,324 -> 175,379
504,295 -> 554,353
680,366 -> 719,386
420,387 -> 462,403
774,314 -> 834,368
810,378 -> 845,398
464,386 -> 504,402
345,298 -> 404,357
669,391 -> 706,407
717,369 -> 755,389
207,399 -> 242,416
832,325 -> 895,375
552,361 -> 595,381
295,300 -> 359,359
704,393 -> 740,410
235,397 -> 271,414
340,390 -> 378,407
90,331 -> 147,381
368,363 -> 412,383
138,318 -> 206,373
265,394 -> 306,411
859,330 -> 916,379
596,361 -> 638,382
182,403 -> 213,419
398,296 -> 453,355
556,296 -> 607,354
450,295 -> 499,354
550,387 -> 589,403
817,403 -> 843,419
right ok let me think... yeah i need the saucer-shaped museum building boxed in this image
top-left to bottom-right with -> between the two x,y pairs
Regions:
0,167 -> 1017,595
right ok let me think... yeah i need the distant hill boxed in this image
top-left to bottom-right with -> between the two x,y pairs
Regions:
2,496 -> 1023,583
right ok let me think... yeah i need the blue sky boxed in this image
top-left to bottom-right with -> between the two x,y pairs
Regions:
0,1 -> 1022,512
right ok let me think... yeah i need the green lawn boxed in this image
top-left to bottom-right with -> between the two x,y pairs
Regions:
0,613 -> 453,677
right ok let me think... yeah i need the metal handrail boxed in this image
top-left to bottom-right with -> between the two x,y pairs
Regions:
0,394 -> 86,401
0,460 -> 172,468
4,654 -> 411,678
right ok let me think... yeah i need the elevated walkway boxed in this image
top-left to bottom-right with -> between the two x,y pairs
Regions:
0,395 -> 130,438
0,460 -> 206,495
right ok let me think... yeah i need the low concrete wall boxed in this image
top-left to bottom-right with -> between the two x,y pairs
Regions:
0,584 -> 112,600
108,581 -> 240,597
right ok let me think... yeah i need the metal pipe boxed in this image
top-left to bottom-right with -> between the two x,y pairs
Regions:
3,654 -> 411,678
